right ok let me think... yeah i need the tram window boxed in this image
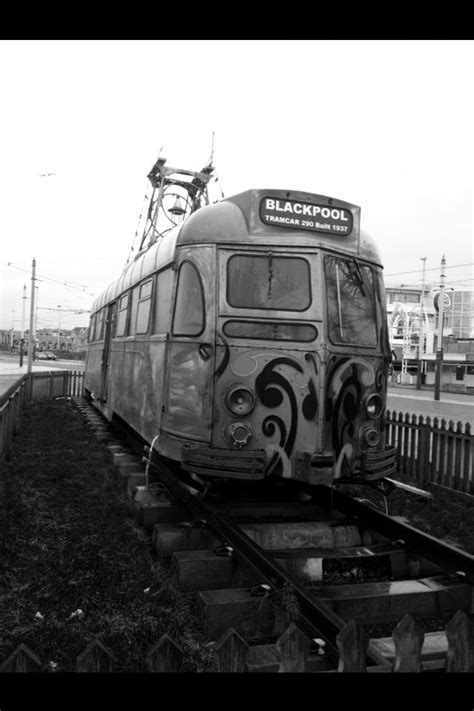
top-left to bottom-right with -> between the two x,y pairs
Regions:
88,314 -> 96,342
324,256 -> 378,346
172,261 -> 205,336
96,308 -> 106,341
136,278 -> 153,334
227,255 -> 311,311
153,268 -> 173,334
115,293 -> 130,337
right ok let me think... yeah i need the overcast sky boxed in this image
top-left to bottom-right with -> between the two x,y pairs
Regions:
0,39 -> 472,333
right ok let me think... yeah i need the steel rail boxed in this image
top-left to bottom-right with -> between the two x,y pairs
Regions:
155,465 -> 391,670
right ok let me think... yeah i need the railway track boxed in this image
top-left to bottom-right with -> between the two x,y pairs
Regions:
72,396 -> 474,672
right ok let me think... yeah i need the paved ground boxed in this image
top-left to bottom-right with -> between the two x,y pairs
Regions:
0,359 -> 85,398
387,385 -> 473,427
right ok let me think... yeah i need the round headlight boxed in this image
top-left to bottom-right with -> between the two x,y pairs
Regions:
225,386 -> 256,416
364,393 -> 384,419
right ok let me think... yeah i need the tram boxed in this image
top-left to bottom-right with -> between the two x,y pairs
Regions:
84,156 -> 397,486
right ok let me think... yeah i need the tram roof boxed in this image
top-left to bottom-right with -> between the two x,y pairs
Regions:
90,188 -> 383,314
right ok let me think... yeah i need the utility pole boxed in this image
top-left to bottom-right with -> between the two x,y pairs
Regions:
27,258 -> 36,374
19,284 -> 27,367
57,305 -> 61,351
416,257 -> 427,389
434,255 -> 446,401
10,309 -> 15,348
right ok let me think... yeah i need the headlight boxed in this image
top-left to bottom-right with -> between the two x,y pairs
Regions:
364,393 -> 384,419
225,386 -> 256,416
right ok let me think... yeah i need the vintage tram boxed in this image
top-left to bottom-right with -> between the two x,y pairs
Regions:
84,157 -> 397,487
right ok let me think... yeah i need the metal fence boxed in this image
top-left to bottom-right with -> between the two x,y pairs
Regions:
385,410 -> 473,495
0,370 -> 84,459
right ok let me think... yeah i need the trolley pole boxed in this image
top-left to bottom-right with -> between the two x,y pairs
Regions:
27,258 -> 36,374
434,255 -> 446,401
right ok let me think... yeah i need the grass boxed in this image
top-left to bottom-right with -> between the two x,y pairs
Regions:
0,399 -> 215,672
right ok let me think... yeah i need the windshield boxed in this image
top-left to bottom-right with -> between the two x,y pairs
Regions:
227,254 -> 311,311
324,255 -> 378,346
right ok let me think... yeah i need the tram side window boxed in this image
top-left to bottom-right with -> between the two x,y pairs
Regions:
96,308 -> 106,341
324,256 -> 378,346
88,314 -> 97,343
136,279 -> 153,334
172,262 -> 205,336
153,268 -> 173,334
115,293 -> 130,337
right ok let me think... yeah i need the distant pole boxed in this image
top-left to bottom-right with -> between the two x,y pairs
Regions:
57,305 -> 61,351
416,257 -> 427,390
434,255 -> 446,401
34,287 -> 39,341
10,309 -> 15,347
19,284 -> 27,367
27,259 -> 37,374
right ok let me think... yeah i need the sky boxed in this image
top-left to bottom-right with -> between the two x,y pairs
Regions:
0,39 -> 472,334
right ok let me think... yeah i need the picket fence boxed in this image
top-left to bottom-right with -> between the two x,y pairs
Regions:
0,370 -> 84,459
385,411 -> 473,496
1,612 -> 473,673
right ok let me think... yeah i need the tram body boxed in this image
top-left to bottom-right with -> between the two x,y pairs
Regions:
84,188 -> 397,484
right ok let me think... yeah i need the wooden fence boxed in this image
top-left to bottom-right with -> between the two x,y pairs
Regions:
0,370 -> 84,459
1,612 -> 473,672
386,411 -> 473,495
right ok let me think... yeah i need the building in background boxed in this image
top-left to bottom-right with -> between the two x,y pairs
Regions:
386,285 -> 474,393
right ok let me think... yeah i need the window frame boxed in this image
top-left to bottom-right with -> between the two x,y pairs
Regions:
226,253 -> 312,312
171,260 -> 206,338
115,291 -> 131,338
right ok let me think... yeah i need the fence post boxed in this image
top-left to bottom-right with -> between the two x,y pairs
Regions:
214,627 -> 249,672
276,622 -> 309,672
462,423 -> 472,494
445,610 -> 474,672
76,639 -> 113,672
392,614 -> 424,672
0,644 -> 42,672
336,619 -> 368,672
147,634 -> 183,672
417,416 -> 431,489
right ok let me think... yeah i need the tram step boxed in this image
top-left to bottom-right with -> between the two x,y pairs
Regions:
317,575 -> 471,623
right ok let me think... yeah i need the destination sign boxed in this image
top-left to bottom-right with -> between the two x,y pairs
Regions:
259,197 -> 353,235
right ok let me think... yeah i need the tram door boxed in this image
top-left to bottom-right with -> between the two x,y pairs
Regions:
99,301 -> 116,402
161,247 -> 216,442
